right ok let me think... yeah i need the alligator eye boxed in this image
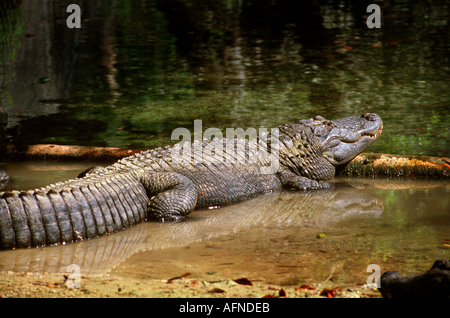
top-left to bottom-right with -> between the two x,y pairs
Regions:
325,120 -> 334,129
314,115 -> 326,121
313,126 -> 328,137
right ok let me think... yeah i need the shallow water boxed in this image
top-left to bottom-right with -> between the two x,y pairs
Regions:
0,161 -> 448,287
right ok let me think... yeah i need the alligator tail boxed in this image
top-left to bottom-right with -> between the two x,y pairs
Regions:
0,172 -> 149,249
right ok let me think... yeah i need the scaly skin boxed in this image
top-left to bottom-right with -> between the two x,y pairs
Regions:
0,113 -> 382,249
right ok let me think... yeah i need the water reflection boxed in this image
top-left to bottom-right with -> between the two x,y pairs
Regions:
0,184 -> 383,274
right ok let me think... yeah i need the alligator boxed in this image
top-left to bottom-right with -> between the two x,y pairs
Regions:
0,113 -> 382,249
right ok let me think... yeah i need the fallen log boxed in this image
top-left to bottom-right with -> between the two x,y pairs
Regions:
342,152 -> 450,179
1,144 -> 449,179
0,143 -> 145,162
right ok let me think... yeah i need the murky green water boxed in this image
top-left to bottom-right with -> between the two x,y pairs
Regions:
0,161 -> 448,288
0,0 -> 449,156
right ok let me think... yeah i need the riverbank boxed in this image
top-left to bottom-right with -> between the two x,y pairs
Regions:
0,270 -> 381,298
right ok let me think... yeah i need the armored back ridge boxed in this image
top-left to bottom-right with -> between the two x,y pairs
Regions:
0,113 -> 382,249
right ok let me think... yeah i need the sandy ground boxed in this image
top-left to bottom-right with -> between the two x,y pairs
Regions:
0,270 -> 381,298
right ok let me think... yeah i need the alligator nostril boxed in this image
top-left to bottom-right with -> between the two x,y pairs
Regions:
362,113 -> 377,121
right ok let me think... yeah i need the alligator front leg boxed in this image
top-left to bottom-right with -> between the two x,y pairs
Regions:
135,171 -> 198,222
277,169 -> 333,191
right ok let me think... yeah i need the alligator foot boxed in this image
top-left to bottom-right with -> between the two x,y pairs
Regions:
278,169 -> 334,191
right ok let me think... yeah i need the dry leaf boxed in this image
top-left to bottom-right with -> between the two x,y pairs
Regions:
233,278 -> 253,286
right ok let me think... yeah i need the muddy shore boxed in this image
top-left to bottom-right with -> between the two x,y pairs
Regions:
0,270 -> 381,298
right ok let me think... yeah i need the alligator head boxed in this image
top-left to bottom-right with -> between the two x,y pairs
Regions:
297,113 -> 383,166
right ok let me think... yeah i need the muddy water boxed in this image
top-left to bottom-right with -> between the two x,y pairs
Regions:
0,161 -> 448,288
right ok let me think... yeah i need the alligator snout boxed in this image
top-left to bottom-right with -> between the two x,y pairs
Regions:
361,113 -> 383,138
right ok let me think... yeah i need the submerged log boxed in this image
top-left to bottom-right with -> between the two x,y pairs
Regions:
0,143 -> 145,162
1,144 -> 449,178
